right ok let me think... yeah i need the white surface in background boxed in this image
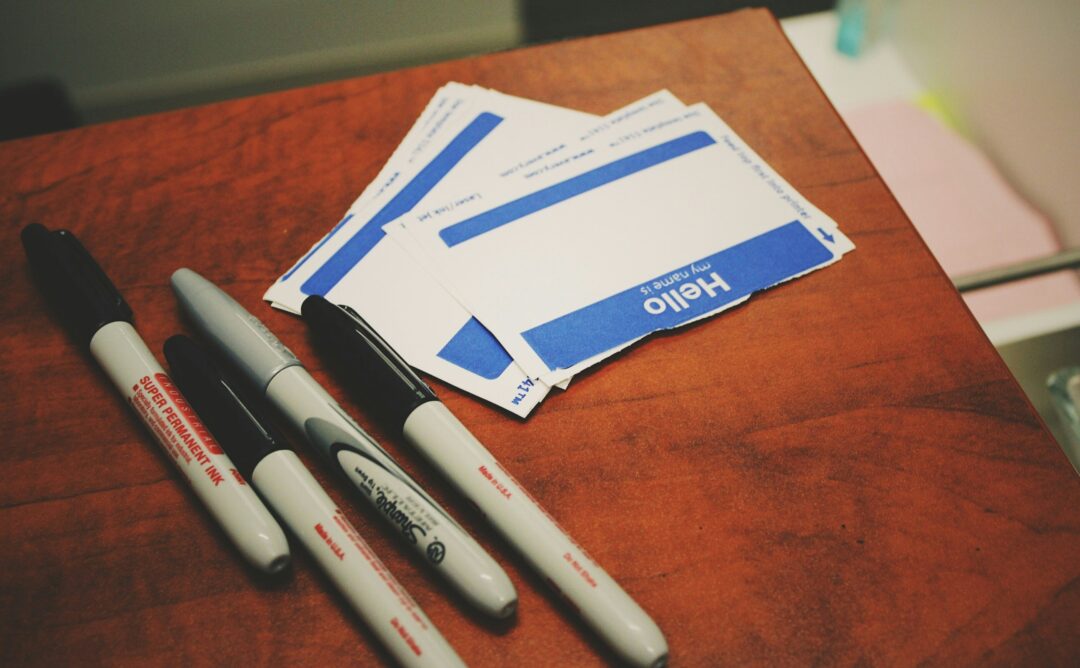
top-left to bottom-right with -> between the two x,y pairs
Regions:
842,100 -> 1080,323
783,10 -> 1080,468
890,0 -> 1080,250
983,302 -> 1080,348
781,12 -> 925,112
782,10 -> 1080,327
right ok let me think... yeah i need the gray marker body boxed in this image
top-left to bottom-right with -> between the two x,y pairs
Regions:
171,268 -> 517,619
90,320 -> 291,574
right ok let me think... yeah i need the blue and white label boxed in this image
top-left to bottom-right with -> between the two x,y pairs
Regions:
301,112 -> 504,296
521,221 -> 834,371
436,317 -> 513,380
439,131 -> 717,247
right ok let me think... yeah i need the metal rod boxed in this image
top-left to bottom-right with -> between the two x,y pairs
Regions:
954,248 -> 1080,292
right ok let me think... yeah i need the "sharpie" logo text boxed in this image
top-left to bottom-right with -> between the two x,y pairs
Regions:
375,491 -> 427,544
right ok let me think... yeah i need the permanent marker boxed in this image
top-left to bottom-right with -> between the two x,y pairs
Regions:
302,296 -> 669,668
164,335 -> 464,668
20,224 -> 290,574
170,268 -> 517,619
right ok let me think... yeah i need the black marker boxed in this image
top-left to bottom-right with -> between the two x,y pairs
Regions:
164,335 -> 464,667
301,295 -> 669,668
170,268 -> 516,619
20,224 -> 289,574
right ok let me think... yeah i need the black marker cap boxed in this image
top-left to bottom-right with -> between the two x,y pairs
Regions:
164,334 -> 289,480
301,295 -> 437,432
21,223 -> 134,345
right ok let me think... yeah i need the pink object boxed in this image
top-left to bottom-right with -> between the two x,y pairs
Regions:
842,100 -> 1080,322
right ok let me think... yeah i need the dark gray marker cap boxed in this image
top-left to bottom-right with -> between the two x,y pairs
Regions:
163,334 -> 289,480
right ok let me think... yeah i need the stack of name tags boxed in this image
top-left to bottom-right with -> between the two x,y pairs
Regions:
266,83 -> 854,416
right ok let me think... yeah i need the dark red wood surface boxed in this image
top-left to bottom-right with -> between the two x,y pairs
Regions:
2,10 -> 1078,666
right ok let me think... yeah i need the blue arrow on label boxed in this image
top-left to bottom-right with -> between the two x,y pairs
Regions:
818,227 -> 835,244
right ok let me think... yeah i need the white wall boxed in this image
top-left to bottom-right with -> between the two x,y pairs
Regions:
0,0 -> 521,122
891,0 -> 1080,247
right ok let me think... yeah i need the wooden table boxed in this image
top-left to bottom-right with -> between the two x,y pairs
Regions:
3,9 -> 1078,666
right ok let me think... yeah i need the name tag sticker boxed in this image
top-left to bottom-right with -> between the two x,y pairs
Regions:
389,103 -> 852,382
267,86 -> 853,414
266,86 -> 688,414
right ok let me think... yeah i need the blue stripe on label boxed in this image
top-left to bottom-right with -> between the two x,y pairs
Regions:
521,221 -> 834,371
300,112 -> 504,295
439,131 -> 717,247
436,317 -> 513,379
281,213 -> 354,282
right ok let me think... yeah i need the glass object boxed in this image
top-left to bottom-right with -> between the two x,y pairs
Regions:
1047,366 -> 1080,474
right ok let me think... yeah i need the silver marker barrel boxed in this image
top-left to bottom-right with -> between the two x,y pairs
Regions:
165,335 -> 464,667
171,268 -> 517,619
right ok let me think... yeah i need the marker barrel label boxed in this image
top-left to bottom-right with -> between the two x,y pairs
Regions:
336,446 -> 519,618
403,401 -> 668,666
90,321 -> 288,572
252,451 -> 464,668
338,449 -> 449,561
268,366 -> 515,617
91,323 -> 244,492
129,372 -> 232,486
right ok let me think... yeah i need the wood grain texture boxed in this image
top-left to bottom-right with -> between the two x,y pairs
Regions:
2,9 -> 1077,666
